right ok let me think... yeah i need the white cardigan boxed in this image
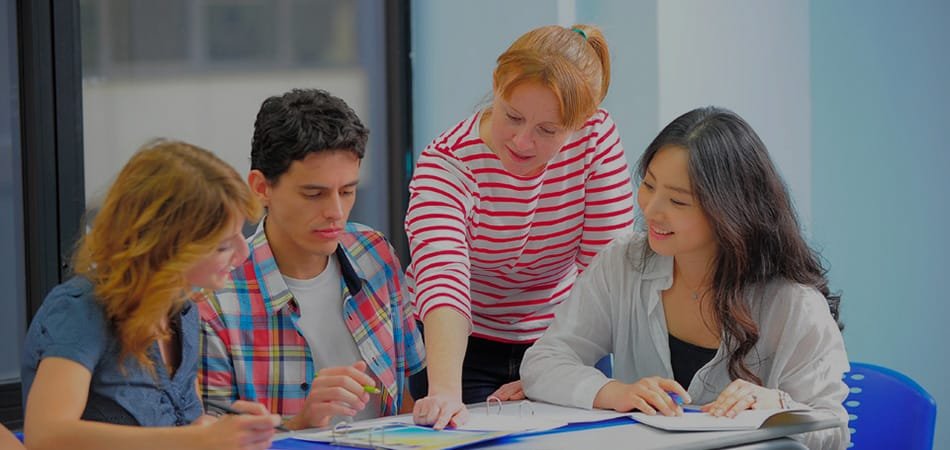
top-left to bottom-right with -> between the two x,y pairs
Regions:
521,232 -> 850,450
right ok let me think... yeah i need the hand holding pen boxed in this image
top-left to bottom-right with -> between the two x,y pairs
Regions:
593,376 -> 690,416
668,392 -> 703,412
196,399 -> 283,450
204,399 -> 291,432
282,360 -> 380,430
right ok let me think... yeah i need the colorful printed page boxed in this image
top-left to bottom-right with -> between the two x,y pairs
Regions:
631,408 -> 808,431
292,423 -> 513,450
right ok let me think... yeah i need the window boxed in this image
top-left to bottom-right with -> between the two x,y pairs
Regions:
80,0 -> 393,235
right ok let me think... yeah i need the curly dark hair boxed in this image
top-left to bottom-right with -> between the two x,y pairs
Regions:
636,106 -> 841,385
251,88 -> 369,182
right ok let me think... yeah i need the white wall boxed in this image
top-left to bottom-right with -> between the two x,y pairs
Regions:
576,0 -> 659,168
411,1 -> 812,229
811,1 -> 950,447
657,1 -> 813,226
410,0 -> 560,154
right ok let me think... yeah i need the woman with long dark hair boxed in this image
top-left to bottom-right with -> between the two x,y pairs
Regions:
522,107 -> 849,449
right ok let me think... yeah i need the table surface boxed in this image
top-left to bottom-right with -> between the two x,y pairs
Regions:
271,404 -> 842,450
471,410 -> 840,449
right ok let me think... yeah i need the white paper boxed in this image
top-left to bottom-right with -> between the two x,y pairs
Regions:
631,408 -> 807,431
301,401 -> 627,436
382,406 -> 571,432
454,414 -> 567,432
467,401 -> 628,424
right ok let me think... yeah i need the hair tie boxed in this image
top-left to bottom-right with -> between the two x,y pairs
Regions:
571,27 -> 588,40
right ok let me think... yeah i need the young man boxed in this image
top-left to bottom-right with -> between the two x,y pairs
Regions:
197,88 -> 424,430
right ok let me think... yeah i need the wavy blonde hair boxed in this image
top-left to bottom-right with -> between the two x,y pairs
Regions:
73,140 -> 261,372
491,24 -> 612,130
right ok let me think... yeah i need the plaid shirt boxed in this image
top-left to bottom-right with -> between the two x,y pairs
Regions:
196,221 -> 425,418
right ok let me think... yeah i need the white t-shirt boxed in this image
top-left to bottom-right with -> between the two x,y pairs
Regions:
284,256 -> 381,421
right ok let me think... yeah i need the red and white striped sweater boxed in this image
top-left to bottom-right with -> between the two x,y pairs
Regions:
406,109 -> 635,343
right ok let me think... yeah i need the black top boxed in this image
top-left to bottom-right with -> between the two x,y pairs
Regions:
669,333 -> 718,388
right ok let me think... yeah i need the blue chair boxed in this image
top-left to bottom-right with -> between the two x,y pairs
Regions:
842,362 -> 936,450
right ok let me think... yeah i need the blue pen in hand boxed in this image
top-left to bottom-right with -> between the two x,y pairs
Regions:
669,393 -> 703,412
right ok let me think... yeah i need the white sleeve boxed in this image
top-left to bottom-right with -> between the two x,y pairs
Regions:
521,241 -> 624,409
771,286 -> 851,450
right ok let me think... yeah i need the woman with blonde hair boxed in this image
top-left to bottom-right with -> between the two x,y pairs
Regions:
407,24 -> 635,429
21,140 -> 280,450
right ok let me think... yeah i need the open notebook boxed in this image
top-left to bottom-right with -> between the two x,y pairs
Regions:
291,423 -> 514,450
287,400 -> 628,449
631,408 -> 808,431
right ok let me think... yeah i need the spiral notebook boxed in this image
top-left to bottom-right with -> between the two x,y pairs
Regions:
290,422 -> 513,450
280,398 -> 634,449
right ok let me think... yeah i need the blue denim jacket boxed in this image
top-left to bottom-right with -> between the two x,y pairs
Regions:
21,277 -> 202,426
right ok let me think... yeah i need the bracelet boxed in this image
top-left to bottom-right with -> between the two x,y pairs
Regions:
776,389 -> 793,410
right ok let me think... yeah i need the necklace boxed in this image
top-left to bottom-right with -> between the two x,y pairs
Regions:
688,288 -> 706,301
673,263 -> 711,302
687,278 -> 712,301
676,268 -> 711,301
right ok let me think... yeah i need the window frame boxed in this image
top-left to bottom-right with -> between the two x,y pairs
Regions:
3,0 -> 85,429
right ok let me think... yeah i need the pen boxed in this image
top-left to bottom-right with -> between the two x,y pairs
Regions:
669,392 -> 686,406
312,374 -> 381,394
668,393 -> 703,412
204,400 -> 292,432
